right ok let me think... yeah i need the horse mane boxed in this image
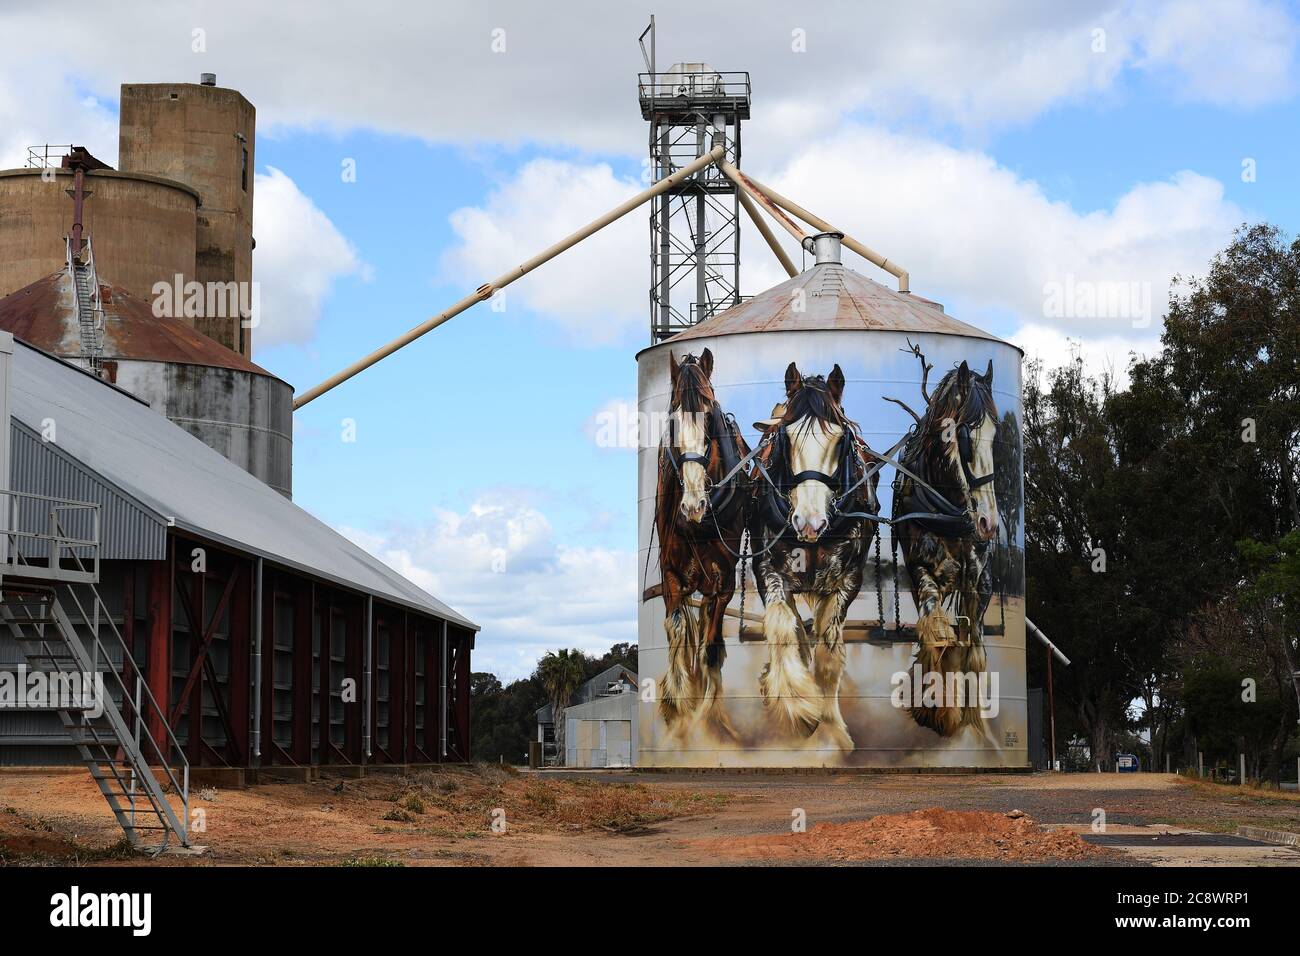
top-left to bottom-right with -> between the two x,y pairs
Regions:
782,375 -> 848,439
672,357 -> 716,415
915,366 -> 999,477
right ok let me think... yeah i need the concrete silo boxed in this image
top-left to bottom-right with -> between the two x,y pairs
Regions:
0,76 -> 288,495
0,165 -> 198,306
637,236 -> 1026,768
0,268 -> 293,496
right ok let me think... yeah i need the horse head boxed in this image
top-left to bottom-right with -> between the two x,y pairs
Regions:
930,359 -> 1000,542
772,362 -> 876,542
666,349 -> 742,524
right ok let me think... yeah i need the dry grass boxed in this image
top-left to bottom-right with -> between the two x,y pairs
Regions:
1177,774 -> 1300,803
0,805 -> 137,865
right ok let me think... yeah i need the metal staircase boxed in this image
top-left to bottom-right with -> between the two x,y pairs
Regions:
0,492 -> 190,854
66,236 -> 105,373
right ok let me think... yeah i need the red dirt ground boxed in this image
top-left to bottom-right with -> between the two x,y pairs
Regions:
694,806 -> 1114,862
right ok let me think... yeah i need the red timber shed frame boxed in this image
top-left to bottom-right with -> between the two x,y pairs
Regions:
128,533 -> 474,773
0,341 -> 477,777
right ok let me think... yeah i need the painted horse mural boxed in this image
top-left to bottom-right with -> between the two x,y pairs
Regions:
748,363 -> 880,749
886,343 -> 1000,737
653,349 -> 749,739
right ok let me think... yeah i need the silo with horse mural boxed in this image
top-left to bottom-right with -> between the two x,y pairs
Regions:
636,234 -> 1026,768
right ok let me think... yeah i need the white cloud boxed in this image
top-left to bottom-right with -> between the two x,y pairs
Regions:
763,127 -> 1245,348
439,123 -> 1246,363
341,494 -> 637,681
250,167 -> 365,346
0,1 -> 1293,163
0,64 -> 118,169
441,159 -> 645,344
1010,323 -> 1163,389
1131,0 -> 1299,105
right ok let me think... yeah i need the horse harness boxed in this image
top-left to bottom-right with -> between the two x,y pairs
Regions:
750,418 -> 879,535
663,404 -> 746,521
889,416 -> 996,538
956,421 -> 996,490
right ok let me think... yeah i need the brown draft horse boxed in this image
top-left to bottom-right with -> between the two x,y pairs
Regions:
887,346 -> 1000,737
748,363 -> 879,749
653,349 -> 749,739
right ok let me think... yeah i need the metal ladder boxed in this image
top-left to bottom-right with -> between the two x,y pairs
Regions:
67,238 -> 104,372
1,580 -> 190,854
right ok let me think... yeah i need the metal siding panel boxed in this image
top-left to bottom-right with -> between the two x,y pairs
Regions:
0,747 -> 80,766
10,345 -> 475,628
9,420 -> 166,560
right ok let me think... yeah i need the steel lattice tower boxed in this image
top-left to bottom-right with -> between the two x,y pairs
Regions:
638,32 -> 751,343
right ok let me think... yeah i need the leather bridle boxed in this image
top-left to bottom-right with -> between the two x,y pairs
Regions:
663,405 -> 744,520
891,415 -> 998,536
957,421 -> 996,490
754,415 -> 879,534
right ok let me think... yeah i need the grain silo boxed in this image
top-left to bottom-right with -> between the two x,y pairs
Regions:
0,77 -> 288,494
636,233 -> 1026,768
279,46 -> 1031,770
0,268 -> 293,495
0,77 -> 476,853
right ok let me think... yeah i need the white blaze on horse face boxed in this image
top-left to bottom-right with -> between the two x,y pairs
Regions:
967,414 -> 999,541
788,420 -> 842,542
676,409 -> 710,522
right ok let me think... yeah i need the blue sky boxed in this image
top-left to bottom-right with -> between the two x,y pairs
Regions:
2,1 -> 1297,679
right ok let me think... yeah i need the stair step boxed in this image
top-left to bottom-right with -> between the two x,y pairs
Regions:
5,587 -> 190,849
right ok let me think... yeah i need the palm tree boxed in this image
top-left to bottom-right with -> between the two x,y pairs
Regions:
537,649 -> 587,766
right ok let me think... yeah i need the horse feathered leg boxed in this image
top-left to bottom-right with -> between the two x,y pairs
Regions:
659,586 -> 704,732
697,594 -> 739,742
759,596 -> 822,738
909,566 -> 965,738
811,591 -> 853,751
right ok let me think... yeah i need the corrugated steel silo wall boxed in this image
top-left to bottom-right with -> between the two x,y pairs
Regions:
637,329 -> 1025,767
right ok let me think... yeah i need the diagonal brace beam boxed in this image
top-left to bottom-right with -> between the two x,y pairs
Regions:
169,566 -> 240,727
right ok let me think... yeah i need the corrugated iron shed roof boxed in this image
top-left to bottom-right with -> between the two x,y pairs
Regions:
0,268 -> 284,380
644,262 -> 1017,352
535,664 -> 639,721
8,339 -> 477,630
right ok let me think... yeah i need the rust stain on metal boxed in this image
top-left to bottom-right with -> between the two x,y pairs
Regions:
662,263 -> 1012,348
733,168 -> 805,238
0,268 -> 281,378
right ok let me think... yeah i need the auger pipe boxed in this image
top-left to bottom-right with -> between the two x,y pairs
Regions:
1026,618 -> 1071,666
294,145 -> 727,409
732,173 -> 798,278
715,159 -> 807,246
732,168 -> 911,293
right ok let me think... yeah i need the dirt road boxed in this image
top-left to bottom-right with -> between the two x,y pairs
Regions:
2,767 -> 1297,866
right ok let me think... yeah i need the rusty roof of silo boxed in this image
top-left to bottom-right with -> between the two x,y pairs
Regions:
0,267 -> 285,380
651,262 -> 1017,352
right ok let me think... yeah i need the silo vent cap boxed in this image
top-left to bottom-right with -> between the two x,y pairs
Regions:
802,231 -> 843,267
200,73 -> 217,86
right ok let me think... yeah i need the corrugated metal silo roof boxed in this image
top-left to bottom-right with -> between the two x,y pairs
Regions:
0,268 -> 286,380
642,262 -> 1019,354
